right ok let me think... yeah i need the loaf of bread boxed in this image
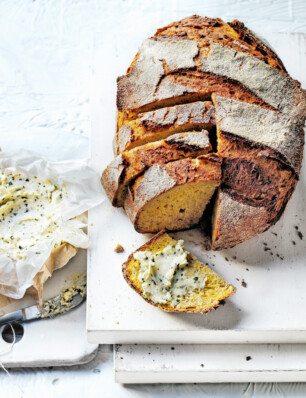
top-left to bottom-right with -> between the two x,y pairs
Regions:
122,231 -> 236,312
102,16 -> 306,249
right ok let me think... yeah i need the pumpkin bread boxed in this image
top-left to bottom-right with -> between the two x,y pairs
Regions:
102,16 -> 306,249
122,231 -> 236,312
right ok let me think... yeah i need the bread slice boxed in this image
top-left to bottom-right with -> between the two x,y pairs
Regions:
114,101 -> 215,155
124,155 -> 221,233
102,131 -> 211,207
122,231 -> 236,313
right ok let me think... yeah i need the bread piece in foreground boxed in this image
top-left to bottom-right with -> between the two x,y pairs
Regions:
124,155 -> 221,233
122,231 -> 236,313
102,131 -> 211,207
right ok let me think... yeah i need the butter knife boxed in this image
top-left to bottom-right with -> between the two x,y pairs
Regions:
0,283 -> 86,326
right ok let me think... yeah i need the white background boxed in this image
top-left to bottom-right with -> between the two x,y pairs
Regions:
1,0 -> 306,396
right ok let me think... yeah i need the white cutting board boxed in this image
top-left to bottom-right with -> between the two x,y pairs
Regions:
87,32 -> 306,344
0,249 -> 98,367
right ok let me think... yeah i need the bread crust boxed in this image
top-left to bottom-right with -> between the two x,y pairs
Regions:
220,134 -> 297,215
212,189 -> 271,250
115,101 -> 215,154
117,15 -> 293,115
213,95 -> 304,173
102,131 -> 211,207
156,15 -> 287,73
202,43 -> 306,119
122,231 -> 236,313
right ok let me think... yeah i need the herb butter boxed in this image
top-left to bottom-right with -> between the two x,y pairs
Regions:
0,169 -> 87,263
134,240 -> 206,307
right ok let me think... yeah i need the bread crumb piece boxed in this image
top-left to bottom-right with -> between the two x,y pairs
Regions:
246,356 -> 252,361
241,279 -> 247,288
114,244 -> 124,253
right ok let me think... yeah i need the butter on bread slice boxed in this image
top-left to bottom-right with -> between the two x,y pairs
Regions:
122,231 -> 236,313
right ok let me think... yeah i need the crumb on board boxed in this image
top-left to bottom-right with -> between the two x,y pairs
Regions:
241,279 -> 247,288
114,243 -> 125,253
246,356 -> 252,361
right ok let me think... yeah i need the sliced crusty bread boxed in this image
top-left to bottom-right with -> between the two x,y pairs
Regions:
102,131 -> 211,207
124,154 -> 221,233
122,231 -> 236,313
111,16 -> 305,250
114,101 -> 215,155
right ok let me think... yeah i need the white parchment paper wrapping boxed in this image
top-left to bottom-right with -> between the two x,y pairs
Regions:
0,150 -> 105,299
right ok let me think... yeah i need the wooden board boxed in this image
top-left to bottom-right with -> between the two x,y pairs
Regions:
115,343 -> 306,383
87,32 -> 306,344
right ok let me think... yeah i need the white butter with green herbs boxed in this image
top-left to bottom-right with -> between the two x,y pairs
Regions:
0,170 -> 71,262
134,240 -> 206,306
0,152 -> 104,299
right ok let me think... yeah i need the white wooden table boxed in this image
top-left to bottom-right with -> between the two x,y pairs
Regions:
1,0 -> 306,396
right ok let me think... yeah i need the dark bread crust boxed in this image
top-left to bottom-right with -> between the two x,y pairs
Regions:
228,19 -> 287,73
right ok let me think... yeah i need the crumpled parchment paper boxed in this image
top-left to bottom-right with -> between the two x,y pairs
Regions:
0,150 -> 104,299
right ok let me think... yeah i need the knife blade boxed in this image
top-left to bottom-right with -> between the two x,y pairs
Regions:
0,283 -> 86,326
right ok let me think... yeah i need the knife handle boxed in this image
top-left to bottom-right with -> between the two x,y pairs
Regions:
0,310 -> 23,326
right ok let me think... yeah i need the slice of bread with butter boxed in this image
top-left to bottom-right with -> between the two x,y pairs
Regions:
122,231 -> 235,313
